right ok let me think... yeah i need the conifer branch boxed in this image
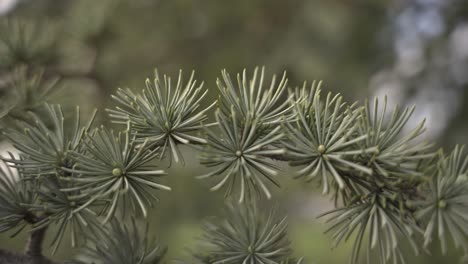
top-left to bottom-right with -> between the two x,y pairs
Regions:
0,58 -> 466,263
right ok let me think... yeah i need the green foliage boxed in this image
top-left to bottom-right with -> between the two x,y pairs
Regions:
416,145 -> 468,254
0,67 -> 60,121
4,104 -> 95,178
3,1 -> 467,263
284,83 -> 435,263
0,18 -> 59,69
29,176 -> 102,254
284,82 -> 376,195
0,159 -> 35,235
2,104 -> 101,253
0,64 -> 465,264
74,218 -> 166,264
358,96 -> 433,185
216,67 -> 293,125
320,192 -> 420,264
194,203 -> 301,264
62,126 -> 171,222
197,109 -> 285,202
2,103 -> 171,254
108,69 -> 216,164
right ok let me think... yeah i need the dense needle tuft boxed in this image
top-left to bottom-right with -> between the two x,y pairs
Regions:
284,81 -> 376,195
107,69 -> 216,164
0,159 -> 35,236
28,176 -> 102,255
4,103 -> 96,179
197,108 -> 285,202
216,66 -> 294,126
194,203 -> 301,264
319,191 -> 420,264
357,96 -> 434,187
0,64 -> 463,263
415,145 -> 468,255
61,126 -> 171,223
74,218 -> 166,264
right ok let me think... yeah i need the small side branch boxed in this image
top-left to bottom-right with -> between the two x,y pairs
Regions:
0,248 -> 56,264
25,225 -> 47,257
19,213 -> 57,263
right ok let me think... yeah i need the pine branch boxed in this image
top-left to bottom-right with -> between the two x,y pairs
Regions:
73,218 -> 166,264
193,202 -> 304,264
107,69 -> 216,164
1,62 -> 466,264
25,226 -> 47,257
197,109 -> 285,202
0,67 -> 60,122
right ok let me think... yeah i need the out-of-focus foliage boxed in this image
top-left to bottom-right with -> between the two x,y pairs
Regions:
416,146 -> 468,255
0,67 -> 60,123
193,203 -> 302,264
0,18 -> 59,69
74,218 -> 166,264
0,159 -> 35,235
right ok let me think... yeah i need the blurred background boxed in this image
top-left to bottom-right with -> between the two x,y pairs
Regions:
1,0 -> 468,263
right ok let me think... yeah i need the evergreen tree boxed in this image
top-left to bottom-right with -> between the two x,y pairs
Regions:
1,9 -> 468,264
